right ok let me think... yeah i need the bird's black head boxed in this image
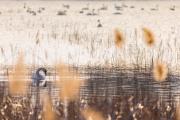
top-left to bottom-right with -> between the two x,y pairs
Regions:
36,67 -> 47,76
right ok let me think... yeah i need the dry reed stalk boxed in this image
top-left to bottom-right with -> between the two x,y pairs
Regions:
1,47 -> 4,55
114,29 -> 124,48
81,107 -> 105,120
142,27 -> 155,47
43,94 -> 55,120
176,103 -> 180,120
56,62 -> 85,101
9,53 -> 28,95
36,30 -> 40,45
153,60 -> 168,82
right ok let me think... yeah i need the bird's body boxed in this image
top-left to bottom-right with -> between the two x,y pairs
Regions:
57,10 -> 66,16
32,68 -> 47,87
97,19 -> 102,28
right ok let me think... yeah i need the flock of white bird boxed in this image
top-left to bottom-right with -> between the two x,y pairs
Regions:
0,1 -> 179,73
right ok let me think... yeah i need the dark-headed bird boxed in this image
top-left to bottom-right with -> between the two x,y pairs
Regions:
32,67 -> 47,87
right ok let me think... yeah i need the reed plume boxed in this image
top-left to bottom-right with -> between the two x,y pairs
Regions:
56,62 -> 85,101
9,53 -> 28,95
114,29 -> 124,48
43,93 -> 55,120
142,27 -> 155,46
81,107 -> 105,120
153,60 -> 168,82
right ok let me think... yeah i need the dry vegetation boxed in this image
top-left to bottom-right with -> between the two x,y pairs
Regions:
0,2 -> 179,120
142,27 -> 155,47
153,60 -> 168,82
8,53 -> 28,96
81,107 -> 105,120
114,28 -> 124,48
43,93 -> 55,120
56,62 -> 85,102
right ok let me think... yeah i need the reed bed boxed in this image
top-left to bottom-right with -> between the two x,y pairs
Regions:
8,53 -> 28,96
0,65 -> 179,119
0,1 -> 179,120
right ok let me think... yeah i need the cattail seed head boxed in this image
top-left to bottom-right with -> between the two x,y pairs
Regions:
142,27 -> 155,47
114,29 -> 124,48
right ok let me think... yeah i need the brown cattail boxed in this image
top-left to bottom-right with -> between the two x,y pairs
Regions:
9,52 -> 28,95
153,60 -> 168,82
81,107 -> 105,120
56,62 -> 85,101
142,27 -> 155,47
43,94 -> 55,120
114,29 -> 124,48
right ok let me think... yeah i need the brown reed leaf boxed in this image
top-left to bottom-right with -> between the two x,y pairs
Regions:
9,53 -> 28,95
176,104 -> 180,120
81,107 -> 105,120
56,63 -> 85,101
43,94 -> 55,120
114,29 -> 124,48
153,60 -> 168,82
142,27 -> 155,46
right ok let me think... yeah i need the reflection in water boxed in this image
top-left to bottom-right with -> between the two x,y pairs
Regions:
81,67 -> 180,104
0,66 -> 180,119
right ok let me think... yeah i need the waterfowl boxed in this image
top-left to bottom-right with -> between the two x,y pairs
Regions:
32,67 -> 47,87
170,5 -> 175,11
57,10 -> 67,16
97,19 -> 102,28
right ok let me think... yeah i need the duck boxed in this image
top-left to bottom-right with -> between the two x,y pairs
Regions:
31,11 -> 36,16
100,4 -> 108,11
150,5 -> 159,11
82,3 -> 89,11
122,3 -> 128,8
79,10 -> 84,14
37,9 -> 42,13
114,4 -> 122,10
170,5 -> 175,11
141,8 -> 144,11
57,10 -> 67,16
23,3 -> 26,9
130,6 -> 135,9
86,9 -> 99,16
63,4 -> 70,9
32,67 -> 47,87
113,12 -> 122,15
97,19 -> 102,28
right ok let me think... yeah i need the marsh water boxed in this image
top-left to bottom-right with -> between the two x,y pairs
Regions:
0,67 -> 178,106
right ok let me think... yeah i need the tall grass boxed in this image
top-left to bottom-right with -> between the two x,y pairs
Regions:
8,52 -> 28,95
56,63 -> 84,101
81,107 -> 105,120
43,93 -> 55,120
56,62 -> 85,120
